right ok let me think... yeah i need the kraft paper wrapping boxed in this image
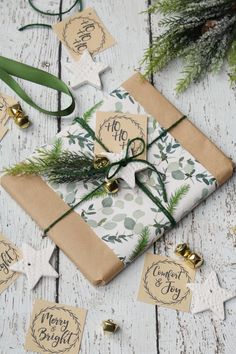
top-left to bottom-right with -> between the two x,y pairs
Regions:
1,74 -> 234,285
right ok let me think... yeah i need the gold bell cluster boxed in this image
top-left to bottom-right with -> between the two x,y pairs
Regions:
7,103 -> 31,128
102,319 -> 119,334
93,155 -> 119,194
175,243 -> 203,269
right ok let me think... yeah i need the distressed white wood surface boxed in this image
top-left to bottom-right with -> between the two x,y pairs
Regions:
0,1 -> 235,354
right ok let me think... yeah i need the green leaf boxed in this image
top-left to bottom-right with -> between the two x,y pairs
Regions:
171,170 -> 185,180
112,214 -> 126,222
124,217 -> 136,230
102,197 -> 113,207
103,222 -> 117,230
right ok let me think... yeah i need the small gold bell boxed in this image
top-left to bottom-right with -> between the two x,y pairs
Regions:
7,103 -> 31,129
102,319 -> 119,334
175,243 -> 203,269
185,252 -> 204,269
104,179 -> 119,194
175,243 -> 191,258
93,155 -> 110,169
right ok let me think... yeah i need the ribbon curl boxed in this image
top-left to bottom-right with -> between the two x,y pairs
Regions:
0,56 -> 75,116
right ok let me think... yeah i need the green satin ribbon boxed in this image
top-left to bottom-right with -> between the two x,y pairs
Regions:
0,56 -> 75,116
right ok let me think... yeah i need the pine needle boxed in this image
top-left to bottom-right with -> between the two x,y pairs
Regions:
82,101 -> 103,123
167,184 -> 190,215
142,0 -> 236,92
130,226 -> 150,261
81,185 -> 108,201
4,139 -> 108,184
227,39 -> 236,83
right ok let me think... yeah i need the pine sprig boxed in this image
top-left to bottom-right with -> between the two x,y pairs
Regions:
228,39 -> 236,82
142,0 -> 236,92
130,226 -> 150,261
81,101 -> 103,123
80,185 -> 108,201
167,184 -> 190,215
4,139 -> 108,184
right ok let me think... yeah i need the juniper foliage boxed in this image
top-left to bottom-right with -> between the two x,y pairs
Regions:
142,0 -> 236,92
4,139 -> 107,184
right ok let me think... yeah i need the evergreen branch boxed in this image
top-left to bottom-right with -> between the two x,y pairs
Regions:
130,226 -> 150,261
72,101 -> 103,124
167,184 -> 190,215
147,0 -> 190,15
228,39 -> 236,83
82,101 -> 103,123
142,0 -> 236,92
80,185 -> 108,201
4,139 -> 108,184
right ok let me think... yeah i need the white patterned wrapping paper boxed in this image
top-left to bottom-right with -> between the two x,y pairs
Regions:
43,87 -> 217,265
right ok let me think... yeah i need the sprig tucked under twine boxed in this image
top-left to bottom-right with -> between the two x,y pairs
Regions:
5,103 -> 186,234
19,0 -> 83,31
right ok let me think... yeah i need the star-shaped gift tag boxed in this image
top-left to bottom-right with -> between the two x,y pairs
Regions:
10,243 -> 58,290
187,271 -> 236,320
65,49 -> 109,90
102,150 -> 146,189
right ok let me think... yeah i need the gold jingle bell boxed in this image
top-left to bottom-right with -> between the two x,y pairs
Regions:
175,243 -> 191,258
93,155 -> 110,169
185,252 -> 204,269
7,103 -> 31,129
102,319 -> 119,334
175,243 -> 203,269
104,179 -> 119,194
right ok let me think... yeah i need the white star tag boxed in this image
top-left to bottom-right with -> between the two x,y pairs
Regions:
9,243 -> 58,290
187,271 -> 236,320
102,150 -> 146,189
65,49 -> 109,90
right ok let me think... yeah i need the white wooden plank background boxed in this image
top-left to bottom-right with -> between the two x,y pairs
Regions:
0,1 -> 235,353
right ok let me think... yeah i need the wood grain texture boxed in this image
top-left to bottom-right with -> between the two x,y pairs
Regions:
0,1 -> 235,353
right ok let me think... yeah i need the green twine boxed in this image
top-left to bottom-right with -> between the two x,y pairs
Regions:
19,0 -> 83,31
74,118 -> 109,153
28,0 -> 81,16
43,113 -> 186,234
106,137 -> 167,203
147,115 -> 186,149
19,24 -> 52,32
44,182 -> 105,235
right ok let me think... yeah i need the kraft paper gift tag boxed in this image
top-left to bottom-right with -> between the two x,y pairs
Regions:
25,299 -> 87,354
53,7 -> 116,61
0,233 -> 21,294
94,111 -> 148,159
138,253 -> 195,312
0,92 -> 17,142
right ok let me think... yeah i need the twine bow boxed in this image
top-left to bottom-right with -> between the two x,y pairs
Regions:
106,137 -> 167,202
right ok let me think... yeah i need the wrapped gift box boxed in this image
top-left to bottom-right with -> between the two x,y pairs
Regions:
1,73 -> 233,285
